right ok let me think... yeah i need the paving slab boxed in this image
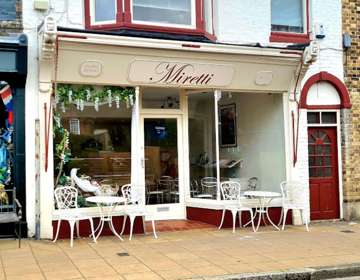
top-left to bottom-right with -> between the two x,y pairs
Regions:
0,221 -> 359,280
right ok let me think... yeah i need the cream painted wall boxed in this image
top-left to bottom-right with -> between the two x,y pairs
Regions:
219,93 -> 286,192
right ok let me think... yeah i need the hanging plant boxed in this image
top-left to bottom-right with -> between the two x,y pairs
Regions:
53,112 -> 71,187
55,84 -> 135,111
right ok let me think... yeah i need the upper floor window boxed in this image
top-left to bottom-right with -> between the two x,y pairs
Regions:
85,0 -> 214,39
0,0 -> 17,21
270,0 -> 309,43
271,0 -> 304,33
132,0 -> 195,28
91,0 -> 116,25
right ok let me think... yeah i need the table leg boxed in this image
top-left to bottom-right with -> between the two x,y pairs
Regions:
265,207 -> 280,230
109,218 -> 123,241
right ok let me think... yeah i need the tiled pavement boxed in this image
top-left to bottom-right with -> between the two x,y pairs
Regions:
0,221 -> 360,280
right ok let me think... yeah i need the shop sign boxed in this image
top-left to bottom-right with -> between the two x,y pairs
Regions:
79,60 -> 102,77
128,60 -> 234,87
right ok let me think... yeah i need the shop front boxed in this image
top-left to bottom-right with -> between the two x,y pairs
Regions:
0,34 -> 27,236
38,22 -> 313,238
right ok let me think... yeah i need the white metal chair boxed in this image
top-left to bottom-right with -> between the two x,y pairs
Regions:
120,184 -> 157,240
201,177 -> 217,198
279,181 -> 309,231
219,181 -> 255,233
53,186 -> 97,247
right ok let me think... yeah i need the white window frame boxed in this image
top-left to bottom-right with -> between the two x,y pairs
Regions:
271,0 -> 308,34
69,118 -> 80,135
131,0 -> 196,29
90,0 -> 117,26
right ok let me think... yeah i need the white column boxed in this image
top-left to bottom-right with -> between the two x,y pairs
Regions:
131,87 -> 144,204
214,90 -> 222,200
38,82 -> 55,239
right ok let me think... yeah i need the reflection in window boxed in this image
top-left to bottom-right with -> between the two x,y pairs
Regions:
59,104 -> 132,190
94,0 -> 116,22
188,93 -> 217,199
133,0 -> 193,26
271,0 -> 304,33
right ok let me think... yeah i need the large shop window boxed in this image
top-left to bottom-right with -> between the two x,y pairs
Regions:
188,92 -> 286,200
55,103 -> 132,206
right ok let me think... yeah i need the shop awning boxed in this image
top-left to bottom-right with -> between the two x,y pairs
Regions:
54,29 -> 305,93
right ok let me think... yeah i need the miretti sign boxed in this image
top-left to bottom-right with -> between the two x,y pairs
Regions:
128,60 -> 235,87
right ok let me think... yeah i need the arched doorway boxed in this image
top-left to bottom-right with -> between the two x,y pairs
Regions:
301,72 -> 351,220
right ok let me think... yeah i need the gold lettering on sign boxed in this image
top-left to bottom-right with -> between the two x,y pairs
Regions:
149,62 -> 215,85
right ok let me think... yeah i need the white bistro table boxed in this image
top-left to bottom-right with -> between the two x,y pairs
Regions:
243,191 -> 281,232
86,196 -> 125,241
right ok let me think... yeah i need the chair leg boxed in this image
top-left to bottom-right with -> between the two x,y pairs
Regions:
218,209 -> 226,230
231,209 -> 237,234
282,209 -> 288,231
301,210 -> 310,232
238,211 -> 242,228
120,215 -> 127,235
18,221 -> 21,248
53,220 -> 62,243
76,220 -> 80,238
151,219 -> 157,239
69,220 -> 75,248
249,209 -> 256,232
278,208 -> 284,226
89,218 -> 97,243
129,215 -> 135,241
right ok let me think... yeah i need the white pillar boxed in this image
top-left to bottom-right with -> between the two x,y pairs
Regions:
214,90 -> 221,200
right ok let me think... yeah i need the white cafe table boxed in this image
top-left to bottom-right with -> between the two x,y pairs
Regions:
243,191 -> 281,232
85,196 -> 126,241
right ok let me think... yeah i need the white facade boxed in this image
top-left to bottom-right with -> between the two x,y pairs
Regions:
22,1 -> 345,238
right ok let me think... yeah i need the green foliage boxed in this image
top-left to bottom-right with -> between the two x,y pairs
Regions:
56,84 -> 135,108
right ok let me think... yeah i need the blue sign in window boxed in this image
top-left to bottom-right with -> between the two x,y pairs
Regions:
0,51 -> 16,72
0,0 -> 17,21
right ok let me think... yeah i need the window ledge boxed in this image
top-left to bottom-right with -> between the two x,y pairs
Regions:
270,32 -> 310,44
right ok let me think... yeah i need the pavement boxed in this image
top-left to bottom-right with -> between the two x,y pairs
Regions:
0,221 -> 360,280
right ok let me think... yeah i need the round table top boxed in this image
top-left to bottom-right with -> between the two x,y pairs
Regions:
86,196 -> 126,204
243,191 -> 281,198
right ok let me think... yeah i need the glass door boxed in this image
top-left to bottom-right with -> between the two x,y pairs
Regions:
141,115 -> 185,220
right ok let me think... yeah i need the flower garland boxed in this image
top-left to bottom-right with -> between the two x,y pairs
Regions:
55,84 -> 135,112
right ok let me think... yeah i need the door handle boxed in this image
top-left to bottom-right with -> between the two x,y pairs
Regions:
141,158 -> 145,169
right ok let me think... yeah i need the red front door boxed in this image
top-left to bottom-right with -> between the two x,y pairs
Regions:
308,127 -> 340,220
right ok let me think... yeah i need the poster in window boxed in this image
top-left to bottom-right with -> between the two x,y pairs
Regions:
219,103 -> 237,147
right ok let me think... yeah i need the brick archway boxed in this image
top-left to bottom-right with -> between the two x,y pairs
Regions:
300,71 -> 351,109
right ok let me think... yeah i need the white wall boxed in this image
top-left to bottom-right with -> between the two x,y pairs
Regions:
219,93 -> 286,191
22,0 -> 83,237
214,0 -> 271,45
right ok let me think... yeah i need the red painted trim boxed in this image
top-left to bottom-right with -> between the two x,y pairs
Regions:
270,32 -> 310,44
58,34 -> 88,40
84,0 -> 91,29
270,0 -> 310,44
307,105 -> 342,110
300,72 -> 352,109
116,0 -> 124,22
52,216 -> 145,240
182,44 -> 201,48
123,0 -> 131,23
195,0 -> 205,31
186,207 -> 291,228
